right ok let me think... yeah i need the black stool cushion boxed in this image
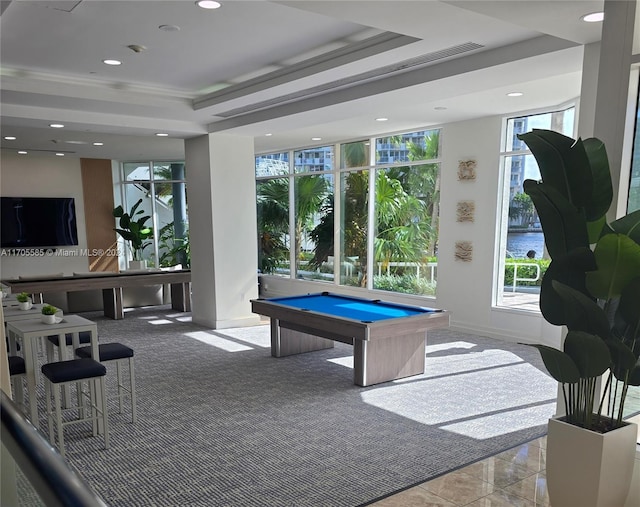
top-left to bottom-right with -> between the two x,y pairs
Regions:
76,343 -> 134,361
8,355 -> 26,376
47,331 -> 92,347
41,358 -> 106,383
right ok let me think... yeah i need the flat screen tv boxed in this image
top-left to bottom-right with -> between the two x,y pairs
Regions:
1,197 -> 79,248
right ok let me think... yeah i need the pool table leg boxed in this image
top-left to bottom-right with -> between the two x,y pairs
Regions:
271,319 -> 334,357
354,332 -> 426,386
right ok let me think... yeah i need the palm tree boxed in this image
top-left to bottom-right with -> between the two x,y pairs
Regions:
257,175 -> 330,274
257,178 -> 289,274
374,172 -> 430,266
309,134 -> 439,288
294,175 -> 330,266
509,192 -> 537,227
391,130 -> 441,256
308,143 -> 369,284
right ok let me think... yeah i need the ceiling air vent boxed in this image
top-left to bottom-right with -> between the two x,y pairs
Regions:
216,41 -> 484,118
32,1 -> 83,12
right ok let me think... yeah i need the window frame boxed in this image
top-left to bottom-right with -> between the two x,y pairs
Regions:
494,103 -> 577,310
255,126 -> 442,298
118,160 -> 188,268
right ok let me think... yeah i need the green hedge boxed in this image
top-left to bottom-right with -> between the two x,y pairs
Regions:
503,258 -> 549,287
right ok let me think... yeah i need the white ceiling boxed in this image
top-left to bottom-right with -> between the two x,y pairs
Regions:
0,0 -> 604,161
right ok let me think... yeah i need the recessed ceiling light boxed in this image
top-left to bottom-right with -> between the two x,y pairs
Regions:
311,137 -> 322,141
102,59 -> 122,66
196,0 -> 221,9
582,11 -> 604,22
55,153 -> 65,156
93,142 -> 104,146
159,24 -> 181,32
375,117 -> 388,122
4,136 -> 16,140
127,44 -> 146,54
49,123 -> 65,128
17,151 -> 27,155
507,92 -> 524,97
155,133 -> 169,137
265,133 -> 272,137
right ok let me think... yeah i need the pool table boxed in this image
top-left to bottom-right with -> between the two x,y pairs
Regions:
250,292 -> 450,386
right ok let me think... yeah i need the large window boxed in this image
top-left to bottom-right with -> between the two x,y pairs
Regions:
120,161 -> 189,268
496,107 -> 575,308
372,131 -> 440,295
628,77 -> 640,213
256,153 -> 291,277
256,128 -> 441,298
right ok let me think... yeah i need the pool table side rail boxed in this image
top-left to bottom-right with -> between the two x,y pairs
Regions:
251,298 -> 450,342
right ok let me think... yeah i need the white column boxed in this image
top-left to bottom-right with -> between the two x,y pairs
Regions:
186,134 -> 261,329
579,0 -> 636,218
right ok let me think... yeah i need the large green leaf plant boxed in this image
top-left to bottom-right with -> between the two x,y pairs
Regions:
113,198 -> 154,261
519,129 -> 640,431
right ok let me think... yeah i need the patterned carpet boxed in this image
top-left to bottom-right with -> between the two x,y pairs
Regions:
27,306 -> 557,506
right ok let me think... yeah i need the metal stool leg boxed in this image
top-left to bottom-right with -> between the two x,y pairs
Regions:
129,357 -> 137,424
52,383 -> 66,457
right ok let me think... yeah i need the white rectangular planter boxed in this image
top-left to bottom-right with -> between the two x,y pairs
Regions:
128,260 -> 147,270
546,416 -> 638,507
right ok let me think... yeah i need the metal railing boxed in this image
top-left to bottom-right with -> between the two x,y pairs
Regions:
1,390 -> 108,507
505,262 -> 541,292
376,262 -> 438,283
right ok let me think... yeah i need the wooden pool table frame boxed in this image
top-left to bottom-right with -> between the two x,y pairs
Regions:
251,294 -> 450,387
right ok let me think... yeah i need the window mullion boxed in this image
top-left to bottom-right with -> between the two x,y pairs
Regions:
366,156 -> 376,291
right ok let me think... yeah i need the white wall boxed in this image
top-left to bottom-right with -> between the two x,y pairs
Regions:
260,114 -> 563,347
0,152 -> 90,278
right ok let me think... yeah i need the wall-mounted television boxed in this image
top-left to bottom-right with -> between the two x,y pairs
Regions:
1,197 -> 79,248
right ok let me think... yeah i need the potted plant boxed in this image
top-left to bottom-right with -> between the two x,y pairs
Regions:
40,304 -> 58,324
518,129 -> 640,507
113,198 -> 154,269
15,292 -> 32,310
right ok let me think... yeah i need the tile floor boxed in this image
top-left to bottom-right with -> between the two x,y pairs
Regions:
370,429 -> 640,507
370,436 -> 551,506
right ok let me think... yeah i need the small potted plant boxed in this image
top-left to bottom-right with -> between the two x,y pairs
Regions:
41,304 -> 58,324
16,292 -> 32,310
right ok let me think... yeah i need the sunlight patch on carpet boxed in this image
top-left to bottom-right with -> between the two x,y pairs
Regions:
212,327 -> 271,348
148,319 -> 174,325
425,341 -> 476,353
184,330 -> 254,351
327,356 -> 354,369
423,348 -> 530,378
361,357 -> 556,428
441,402 -> 556,439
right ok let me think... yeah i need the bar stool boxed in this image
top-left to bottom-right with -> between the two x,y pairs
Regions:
76,342 -> 137,423
8,355 -> 26,411
46,331 -> 92,362
41,358 -> 109,458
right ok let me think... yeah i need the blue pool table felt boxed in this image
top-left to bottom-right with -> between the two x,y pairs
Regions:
267,292 -> 441,323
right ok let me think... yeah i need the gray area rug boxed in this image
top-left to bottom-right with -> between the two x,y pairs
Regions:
35,306 -> 557,506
